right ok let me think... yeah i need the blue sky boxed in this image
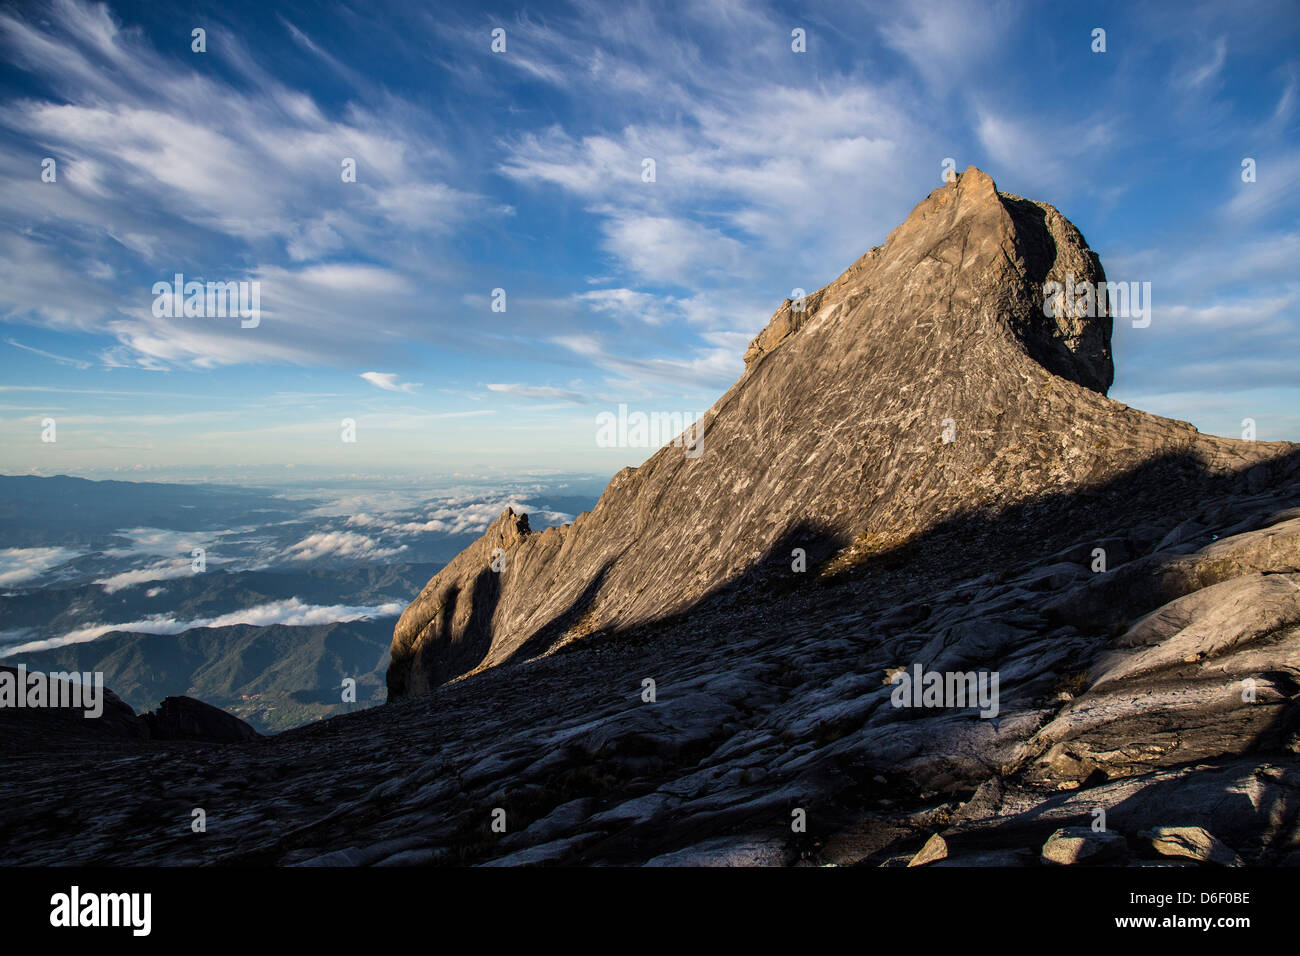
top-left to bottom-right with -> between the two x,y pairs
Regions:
0,0 -> 1297,481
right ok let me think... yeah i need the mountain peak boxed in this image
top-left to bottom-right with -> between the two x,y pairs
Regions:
388,172 -> 1279,700
744,164 -> 1112,394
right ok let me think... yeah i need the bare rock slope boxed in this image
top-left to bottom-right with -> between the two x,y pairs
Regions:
389,167 -> 1283,699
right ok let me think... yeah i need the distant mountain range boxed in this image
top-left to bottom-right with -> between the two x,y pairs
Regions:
13,618 -> 394,732
0,474 -> 313,549
0,472 -> 599,731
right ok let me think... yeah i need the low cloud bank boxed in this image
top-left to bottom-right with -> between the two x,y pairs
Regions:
0,547 -> 80,587
0,597 -> 405,657
95,560 -> 199,594
347,499 -> 574,536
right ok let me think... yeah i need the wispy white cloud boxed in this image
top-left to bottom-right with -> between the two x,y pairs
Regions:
551,331 -> 741,392
0,0 -> 1297,469
1218,150 -> 1300,225
94,560 -> 196,594
0,0 -> 503,370
973,108 -> 1114,192
6,337 -> 92,369
361,371 -> 422,393
1174,35 -> 1228,91
878,0 -> 1019,95
487,383 -> 591,404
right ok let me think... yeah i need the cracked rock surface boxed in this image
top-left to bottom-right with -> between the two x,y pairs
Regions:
2,476 -> 1298,866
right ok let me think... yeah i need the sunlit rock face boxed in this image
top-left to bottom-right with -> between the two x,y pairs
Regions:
388,168 -> 1252,702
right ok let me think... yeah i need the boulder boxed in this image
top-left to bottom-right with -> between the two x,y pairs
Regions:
908,832 -> 950,867
142,696 -> 260,743
1041,827 -> 1126,865
1140,826 -> 1242,866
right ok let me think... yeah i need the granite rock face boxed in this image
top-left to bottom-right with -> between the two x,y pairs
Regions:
389,167 -> 1263,701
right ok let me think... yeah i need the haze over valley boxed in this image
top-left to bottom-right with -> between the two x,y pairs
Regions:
0,472 -> 600,729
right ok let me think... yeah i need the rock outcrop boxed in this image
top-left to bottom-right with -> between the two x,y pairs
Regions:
0,664 -> 147,745
0,668 -> 259,750
388,167 -> 1279,700
142,696 -> 260,743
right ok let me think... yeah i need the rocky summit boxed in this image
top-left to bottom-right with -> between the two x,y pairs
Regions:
4,168 -> 1298,867
387,167 -> 1277,698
